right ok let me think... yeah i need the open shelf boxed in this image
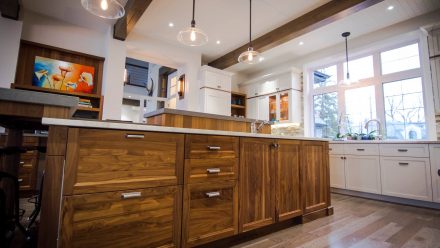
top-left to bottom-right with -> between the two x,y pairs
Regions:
77,107 -> 101,112
231,91 -> 247,117
12,84 -> 101,99
231,104 -> 245,109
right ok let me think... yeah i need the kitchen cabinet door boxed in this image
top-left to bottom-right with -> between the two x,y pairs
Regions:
239,138 -> 275,232
246,98 -> 258,119
60,186 -> 182,248
345,155 -> 381,194
202,88 -> 231,116
380,157 -> 432,201
257,96 -> 269,121
329,155 -> 346,189
430,145 -> 440,203
276,140 -> 302,221
301,141 -> 330,213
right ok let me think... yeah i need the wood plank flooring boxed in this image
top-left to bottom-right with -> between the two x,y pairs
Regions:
232,193 -> 440,248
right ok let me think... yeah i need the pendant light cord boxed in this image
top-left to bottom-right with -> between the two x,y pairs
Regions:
249,0 -> 252,47
345,36 -> 349,79
191,0 -> 196,27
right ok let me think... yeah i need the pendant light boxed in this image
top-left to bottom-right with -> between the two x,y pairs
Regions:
238,0 -> 261,64
177,0 -> 208,46
339,32 -> 357,86
81,0 -> 125,19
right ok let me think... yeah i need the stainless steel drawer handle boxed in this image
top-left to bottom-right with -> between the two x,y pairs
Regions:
207,146 -> 221,150
206,192 -> 221,198
207,168 -> 221,174
329,148 -> 333,151
121,192 -> 142,199
397,149 -> 408,152
18,178 -> 23,183
398,162 -> 409,166
126,134 -> 145,139
356,148 -> 365,151
20,161 -> 25,165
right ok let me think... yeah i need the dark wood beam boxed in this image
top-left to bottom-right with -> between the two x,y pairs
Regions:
0,0 -> 20,20
113,0 -> 153,41
208,0 -> 384,70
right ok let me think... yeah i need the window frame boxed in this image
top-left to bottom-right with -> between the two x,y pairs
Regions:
308,39 -> 432,140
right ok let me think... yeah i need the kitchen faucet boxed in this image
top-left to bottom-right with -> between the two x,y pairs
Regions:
364,119 -> 382,139
251,120 -> 273,133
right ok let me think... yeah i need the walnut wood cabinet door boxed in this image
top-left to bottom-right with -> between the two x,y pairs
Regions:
60,186 -> 182,248
239,138 -> 275,232
275,140 -> 302,221
301,141 -> 330,213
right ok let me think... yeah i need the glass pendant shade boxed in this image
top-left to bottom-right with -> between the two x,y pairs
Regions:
178,0 -> 208,47
238,47 -> 261,64
177,26 -> 208,46
81,0 -> 125,19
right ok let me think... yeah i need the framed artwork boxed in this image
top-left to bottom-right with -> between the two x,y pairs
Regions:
32,56 -> 95,94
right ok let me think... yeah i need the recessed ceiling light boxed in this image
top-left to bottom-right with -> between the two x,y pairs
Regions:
299,41 -> 304,45
216,40 -> 221,44
168,22 -> 174,27
259,57 -> 264,62
387,5 -> 394,10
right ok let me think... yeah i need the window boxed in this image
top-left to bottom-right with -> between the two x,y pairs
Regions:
313,65 -> 337,89
313,92 -> 338,138
383,77 -> 426,139
381,43 -> 420,75
344,86 -> 376,134
343,55 -> 374,81
310,42 -> 427,140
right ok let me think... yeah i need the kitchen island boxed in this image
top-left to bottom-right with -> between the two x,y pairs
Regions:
39,118 -> 331,248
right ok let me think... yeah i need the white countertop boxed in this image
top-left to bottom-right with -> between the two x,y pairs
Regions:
329,140 -> 440,144
41,118 -> 327,141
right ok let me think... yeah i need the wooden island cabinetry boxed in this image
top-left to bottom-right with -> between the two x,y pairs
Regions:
39,123 -> 331,248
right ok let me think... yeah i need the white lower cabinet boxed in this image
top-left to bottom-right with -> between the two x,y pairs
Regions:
380,157 -> 432,201
429,145 -> 440,203
329,155 -> 346,189
345,155 -> 381,194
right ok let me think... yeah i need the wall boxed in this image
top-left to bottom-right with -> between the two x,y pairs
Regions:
0,17 -> 23,88
125,33 -> 202,112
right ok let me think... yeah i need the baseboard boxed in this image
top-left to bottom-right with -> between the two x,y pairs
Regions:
331,188 -> 440,210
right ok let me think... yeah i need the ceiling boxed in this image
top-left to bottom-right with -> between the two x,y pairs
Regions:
132,0 -> 440,75
20,0 -> 440,76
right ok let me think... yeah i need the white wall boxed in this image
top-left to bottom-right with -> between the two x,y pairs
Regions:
21,10 -> 107,57
126,33 -> 202,112
0,17 -> 23,88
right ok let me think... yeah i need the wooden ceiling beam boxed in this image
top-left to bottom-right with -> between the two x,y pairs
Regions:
113,0 -> 153,41
208,0 -> 384,70
0,0 -> 20,20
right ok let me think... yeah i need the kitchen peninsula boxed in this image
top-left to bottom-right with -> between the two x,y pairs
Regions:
39,117 -> 331,248
145,108 -> 272,134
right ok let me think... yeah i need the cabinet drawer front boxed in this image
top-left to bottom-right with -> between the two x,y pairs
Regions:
379,144 -> 429,157
64,129 -> 184,194
185,135 -> 239,159
380,157 -> 432,201
61,186 -> 182,248
329,144 -> 344,155
185,158 -> 238,184
344,144 -> 379,156
183,181 -> 238,247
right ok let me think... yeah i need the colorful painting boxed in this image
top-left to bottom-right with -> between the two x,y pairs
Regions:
32,56 -> 95,94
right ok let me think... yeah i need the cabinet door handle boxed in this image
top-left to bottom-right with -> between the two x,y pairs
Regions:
397,149 -> 408,152
398,162 -> 409,166
205,191 -> 221,198
18,178 -> 23,183
20,161 -> 25,165
437,169 -> 440,176
121,192 -> 142,199
207,146 -> 221,150
126,134 -> 145,139
207,168 -> 221,174
356,148 -> 365,151
217,85 -> 221,89
329,148 -> 333,151
272,143 -> 279,149
340,156 -> 344,159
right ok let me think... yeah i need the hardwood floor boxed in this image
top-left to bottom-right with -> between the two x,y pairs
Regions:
232,193 -> 440,248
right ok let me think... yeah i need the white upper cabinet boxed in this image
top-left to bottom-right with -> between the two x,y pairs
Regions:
199,65 -> 232,91
200,88 -> 231,116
